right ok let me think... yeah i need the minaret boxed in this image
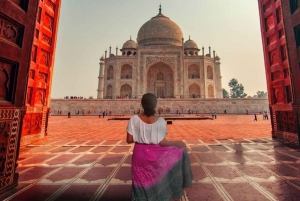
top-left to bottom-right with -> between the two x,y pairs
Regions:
97,56 -> 105,99
214,53 -> 223,98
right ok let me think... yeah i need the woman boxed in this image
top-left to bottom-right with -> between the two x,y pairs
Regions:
126,93 -> 193,201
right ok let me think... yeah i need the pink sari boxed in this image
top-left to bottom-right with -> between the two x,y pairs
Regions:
131,143 -> 193,201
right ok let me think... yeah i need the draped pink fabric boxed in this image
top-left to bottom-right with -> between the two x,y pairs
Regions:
132,143 -> 184,188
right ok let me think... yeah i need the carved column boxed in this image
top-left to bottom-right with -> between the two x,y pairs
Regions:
0,0 -> 40,193
258,0 -> 299,143
21,0 -> 62,143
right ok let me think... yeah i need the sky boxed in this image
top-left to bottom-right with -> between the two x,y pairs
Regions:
51,0 -> 267,98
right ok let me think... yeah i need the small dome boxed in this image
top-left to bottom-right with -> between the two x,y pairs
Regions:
184,38 -> 198,49
122,39 -> 137,49
100,55 -> 105,61
215,55 -> 220,61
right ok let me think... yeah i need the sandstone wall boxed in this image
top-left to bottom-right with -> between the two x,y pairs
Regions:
50,98 -> 269,115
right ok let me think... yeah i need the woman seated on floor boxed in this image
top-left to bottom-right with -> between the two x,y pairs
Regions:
126,93 -> 193,201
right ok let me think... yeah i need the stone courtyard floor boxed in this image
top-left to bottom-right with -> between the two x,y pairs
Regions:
1,115 -> 300,201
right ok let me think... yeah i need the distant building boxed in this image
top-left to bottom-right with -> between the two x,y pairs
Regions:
258,0 -> 300,143
97,6 -> 223,99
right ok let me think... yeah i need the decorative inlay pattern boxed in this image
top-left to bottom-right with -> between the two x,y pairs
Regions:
120,62 -> 133,66
276,111 -> 296,133
146,57 -> 175,68
21,113 -> 43,135
0,109 -> 20,192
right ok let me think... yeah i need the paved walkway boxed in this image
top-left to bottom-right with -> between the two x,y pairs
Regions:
1,115 -> 300,201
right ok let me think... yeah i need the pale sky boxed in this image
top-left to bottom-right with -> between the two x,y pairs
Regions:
52,0 -> 267,98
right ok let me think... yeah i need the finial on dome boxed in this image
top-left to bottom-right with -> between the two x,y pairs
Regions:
189,35 -> 190,40
130,36 -> 132,40
159,4 -> 162,14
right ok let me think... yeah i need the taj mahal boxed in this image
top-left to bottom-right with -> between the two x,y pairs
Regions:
50,7 -> 268,115
97,7 -> 223,99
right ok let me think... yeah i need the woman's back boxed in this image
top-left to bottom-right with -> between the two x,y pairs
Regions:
126,114 -> 167,144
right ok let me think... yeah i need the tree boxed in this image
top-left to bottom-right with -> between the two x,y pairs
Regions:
257,91 -> 268,98
228,78 -> 247,98
222,88 -> 229,98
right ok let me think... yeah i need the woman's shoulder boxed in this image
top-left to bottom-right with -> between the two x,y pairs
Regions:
130,115 -> 139,120
158,116 -> 166,122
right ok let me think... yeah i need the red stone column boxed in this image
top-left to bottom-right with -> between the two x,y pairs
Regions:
258,0 -> 299,143
21,0 -> 62,143
0,0 -> 40,193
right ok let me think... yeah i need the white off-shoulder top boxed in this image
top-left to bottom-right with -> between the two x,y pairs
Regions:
126,115 -> 167,144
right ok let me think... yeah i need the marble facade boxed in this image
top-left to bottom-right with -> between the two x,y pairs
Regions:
97,8 -> 222,99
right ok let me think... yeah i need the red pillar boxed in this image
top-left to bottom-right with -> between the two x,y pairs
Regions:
0,0 -> 40,193
21,0 -> 62,143
258,0 -> 300,143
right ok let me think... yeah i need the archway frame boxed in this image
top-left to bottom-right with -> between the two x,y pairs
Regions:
146,61 -> 175,98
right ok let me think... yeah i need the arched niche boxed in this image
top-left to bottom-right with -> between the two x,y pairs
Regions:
207,65 -> 213,80
188,64 -> 200,79
147,62 -> 174,98
107,65 -> 114,80
120,84 -> 132,98
106,84 -> 113,98
120,64 -> 132,79
189,83 -> 200,98
208,84 -> 214,98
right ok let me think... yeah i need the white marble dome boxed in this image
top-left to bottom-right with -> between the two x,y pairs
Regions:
137,13 -> 183,46
184,38 -> 199,49
122,39 -> 137,49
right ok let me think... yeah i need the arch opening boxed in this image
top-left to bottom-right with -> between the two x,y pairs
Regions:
147,62 -> 174,98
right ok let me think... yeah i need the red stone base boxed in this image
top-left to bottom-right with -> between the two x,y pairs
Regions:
20,133 -> 45,146
272,131 -> 299,144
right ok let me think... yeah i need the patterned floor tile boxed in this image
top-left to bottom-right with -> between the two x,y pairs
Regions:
1,116 -> 299,201
10,185 -> 63,201
222,183 -> 270,201
99,185 -> 132,201
185,183 -> 223,201
54,185 -> 101,201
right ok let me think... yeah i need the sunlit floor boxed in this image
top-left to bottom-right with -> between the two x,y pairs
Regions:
1,115 -> 300,201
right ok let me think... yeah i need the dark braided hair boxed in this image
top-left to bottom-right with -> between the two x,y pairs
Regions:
141,93 -> 157,117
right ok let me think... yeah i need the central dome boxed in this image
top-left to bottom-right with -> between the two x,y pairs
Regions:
137,13 -> 183,46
